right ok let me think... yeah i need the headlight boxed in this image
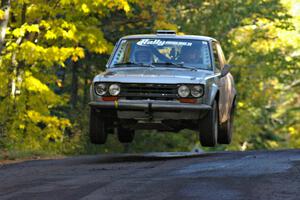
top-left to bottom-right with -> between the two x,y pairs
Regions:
178,85 -> 190,98
191,85 -> 204,97
95,83 -> 107,96
109,84 -> 121,96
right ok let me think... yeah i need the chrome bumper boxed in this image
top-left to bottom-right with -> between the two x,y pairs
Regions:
89,100 -> 211,112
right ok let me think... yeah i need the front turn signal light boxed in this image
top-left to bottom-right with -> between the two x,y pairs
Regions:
179,98 -> 197,104
102,96 -> 118,101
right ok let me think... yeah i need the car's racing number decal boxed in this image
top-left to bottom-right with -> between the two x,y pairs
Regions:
137,39 -> 192,47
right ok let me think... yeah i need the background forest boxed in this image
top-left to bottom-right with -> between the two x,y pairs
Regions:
0,0 -> 299,158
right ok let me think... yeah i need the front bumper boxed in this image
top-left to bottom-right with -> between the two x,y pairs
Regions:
89,100 -> 211,112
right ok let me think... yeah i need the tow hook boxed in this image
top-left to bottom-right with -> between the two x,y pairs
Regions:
146,102 -> 153,120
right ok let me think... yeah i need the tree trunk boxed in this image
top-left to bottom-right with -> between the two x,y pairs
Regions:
11,3 -> 26,99
70,61 -> 79,108
0,0 -> 10,54
82,63 -> 90,107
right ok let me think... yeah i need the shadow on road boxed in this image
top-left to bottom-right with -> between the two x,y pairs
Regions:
83,152 -> 219,165
1,152 -> 222,167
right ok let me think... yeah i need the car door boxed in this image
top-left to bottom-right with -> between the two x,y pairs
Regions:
212,42 -> 229,124
216,42 -> 234,123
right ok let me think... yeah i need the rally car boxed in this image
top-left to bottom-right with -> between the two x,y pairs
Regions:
89,30 -> 237,147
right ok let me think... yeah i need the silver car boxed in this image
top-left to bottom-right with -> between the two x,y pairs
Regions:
89,30 -> 237,147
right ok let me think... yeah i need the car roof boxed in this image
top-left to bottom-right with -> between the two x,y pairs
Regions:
120,34 -> 218,42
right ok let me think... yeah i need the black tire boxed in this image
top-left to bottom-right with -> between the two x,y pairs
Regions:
199,100 -> 218,147
117,127 -> 135,143
218,99 -> 236,144
89,108 -> 107,144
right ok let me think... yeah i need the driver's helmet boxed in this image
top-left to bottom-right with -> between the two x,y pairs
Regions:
134,48 -> 152,63
179,45 -> 203,64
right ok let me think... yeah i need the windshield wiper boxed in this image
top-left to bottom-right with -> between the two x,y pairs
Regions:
113,62 -> 155,68
152,62 -> 198,71
113,62 -> 138,67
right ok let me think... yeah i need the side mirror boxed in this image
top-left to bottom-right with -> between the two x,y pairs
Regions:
221,64 -> 231,77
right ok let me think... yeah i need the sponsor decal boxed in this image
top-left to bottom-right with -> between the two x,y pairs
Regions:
137,39 -> 193,47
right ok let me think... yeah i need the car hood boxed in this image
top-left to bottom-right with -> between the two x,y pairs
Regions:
93,67 -> 213,84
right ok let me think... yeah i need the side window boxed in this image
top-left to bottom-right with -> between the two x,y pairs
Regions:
111,40 -> 128,65
216,43 -> 226,68
212,42 -> 221,72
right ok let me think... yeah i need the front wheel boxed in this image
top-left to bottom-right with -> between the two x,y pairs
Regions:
117,127 -> 135,143
199,100 -> 218,147
89,108 -> 108,144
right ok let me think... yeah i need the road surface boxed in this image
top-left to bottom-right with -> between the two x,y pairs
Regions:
0,149 -> 300,200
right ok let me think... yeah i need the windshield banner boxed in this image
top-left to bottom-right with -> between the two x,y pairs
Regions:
137,39 -> 193,47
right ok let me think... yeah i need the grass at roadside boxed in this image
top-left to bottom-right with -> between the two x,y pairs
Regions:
0,150 -> 64,164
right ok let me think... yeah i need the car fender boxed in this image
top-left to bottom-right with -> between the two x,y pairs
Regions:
207,83 -> 219,106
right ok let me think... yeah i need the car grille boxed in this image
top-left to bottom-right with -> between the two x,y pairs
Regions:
120,83 -> 178,100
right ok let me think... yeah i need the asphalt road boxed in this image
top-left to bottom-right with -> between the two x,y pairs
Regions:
0,149 -> 300,200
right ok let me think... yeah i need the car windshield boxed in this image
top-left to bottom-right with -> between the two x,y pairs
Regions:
109,38 -> 212,70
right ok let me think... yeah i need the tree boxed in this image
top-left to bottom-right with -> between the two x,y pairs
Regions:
1,0 -> 299,156
0,0 -> 130,153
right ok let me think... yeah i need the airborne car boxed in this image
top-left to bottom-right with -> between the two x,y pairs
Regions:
89,30 -> 236,147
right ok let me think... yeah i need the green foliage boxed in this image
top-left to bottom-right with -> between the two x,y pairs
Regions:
0,0 -> 299,158
167,0 -> 300,151
0,0 -> 131,155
